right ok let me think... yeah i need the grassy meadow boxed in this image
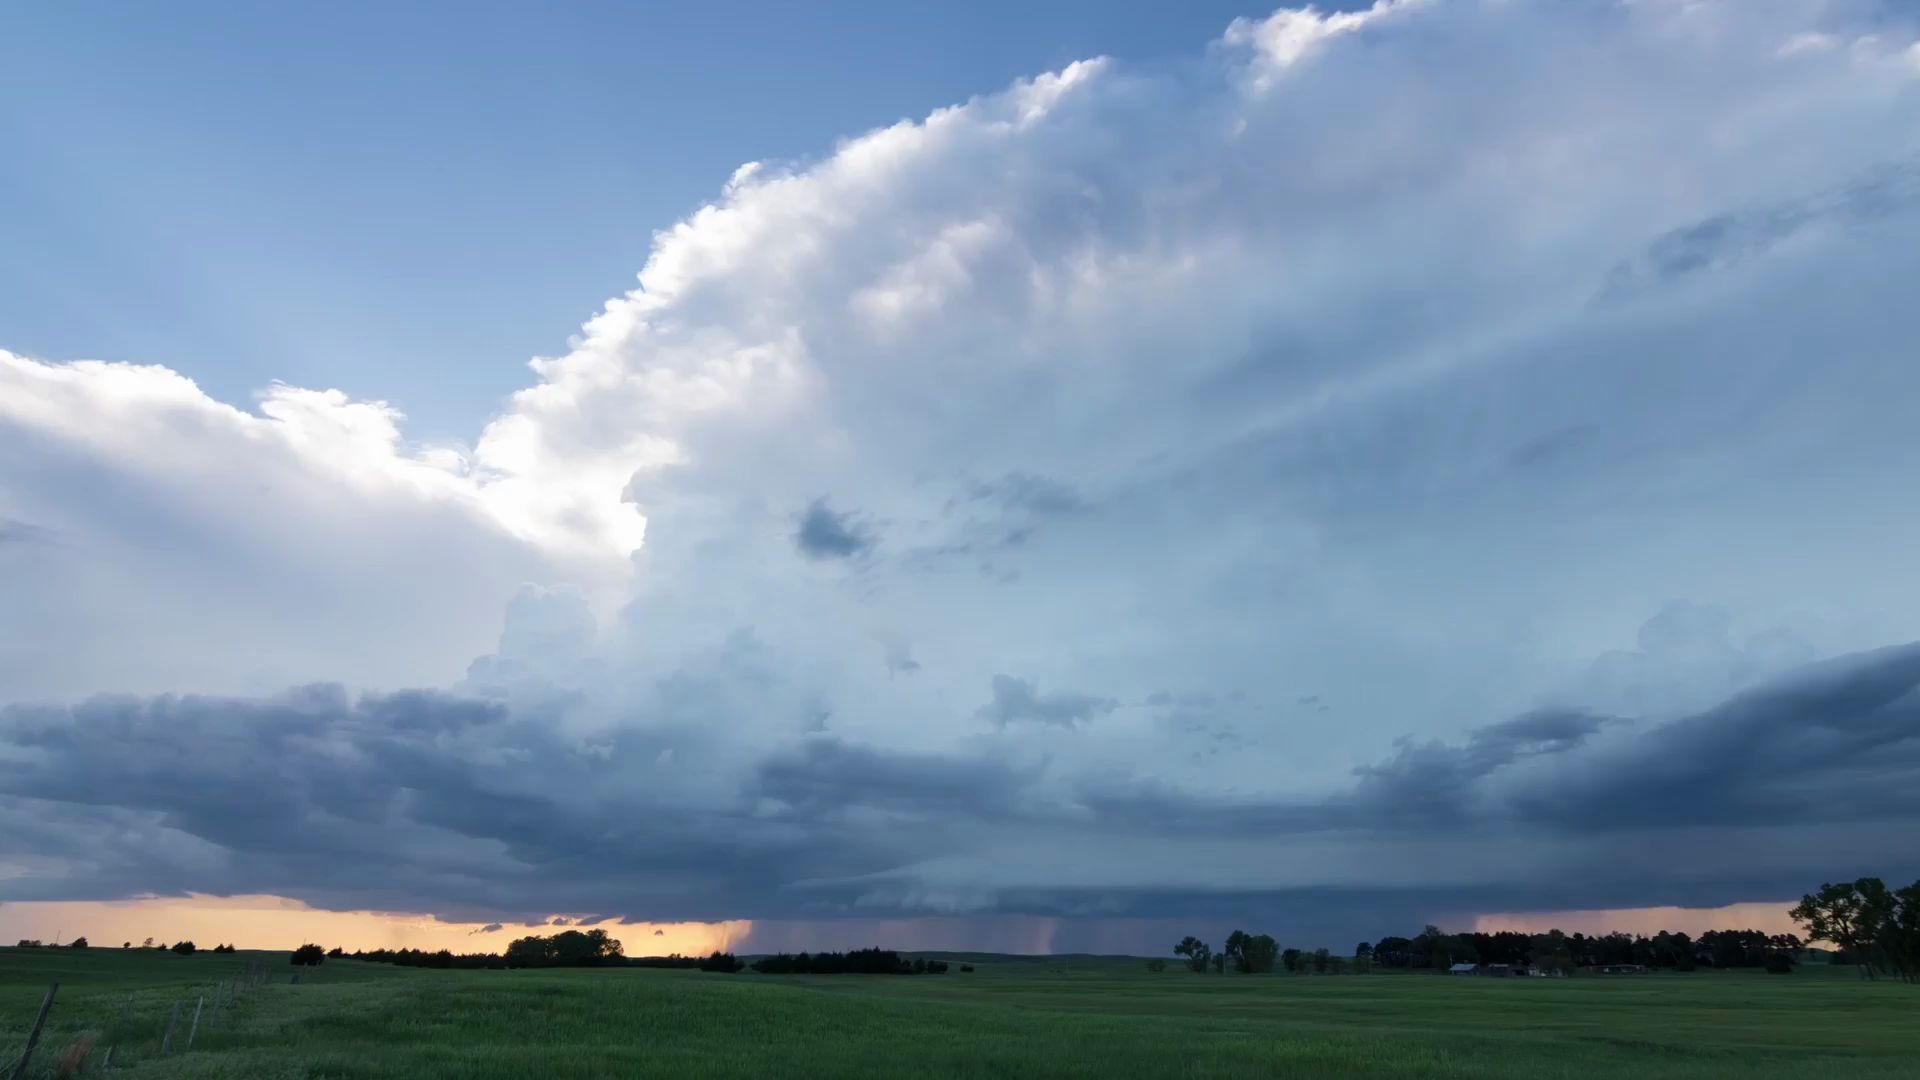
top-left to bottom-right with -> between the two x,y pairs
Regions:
3,947 -> 1916,1079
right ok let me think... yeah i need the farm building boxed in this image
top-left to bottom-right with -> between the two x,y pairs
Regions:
1447,963 -> 1480,975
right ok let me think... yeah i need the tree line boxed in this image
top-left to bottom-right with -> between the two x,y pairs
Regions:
1169,925 -> 1804,976
1173,931 -> 1280,973
12,938 -> 240,954
347,928 -> 631,970
1362,926 -> 1803,973
748,948 -> 949,975
1163,875 -> 1919,979
342,936 -> 965,976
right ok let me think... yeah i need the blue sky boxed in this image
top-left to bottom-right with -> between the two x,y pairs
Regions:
5,2 -> 1920,952
2,0 -> 1311,438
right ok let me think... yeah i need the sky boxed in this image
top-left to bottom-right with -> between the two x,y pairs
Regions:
4,0 -> 1920,956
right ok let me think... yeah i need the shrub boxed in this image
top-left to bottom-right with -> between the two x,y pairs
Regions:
959,964 -> 975,973
1764,952 -> 1796,974
292,943 -> 326,966
171,940 -> 197,955
68,936 -> 89,949
1146,959 -> 1167,972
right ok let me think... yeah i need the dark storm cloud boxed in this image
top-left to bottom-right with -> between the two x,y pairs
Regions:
1510,643 -> 1920,832
792,498 -> 875,560
1088,645 -> 1920,847
753,736 -> 1037,819
2,644 -> 1918,938
0,684 -> 833,921
1346,708 -> 1614,826
976,675 -> 1117,729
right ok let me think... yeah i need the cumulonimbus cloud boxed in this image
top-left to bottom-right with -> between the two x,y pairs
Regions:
4,1 -> 1920,946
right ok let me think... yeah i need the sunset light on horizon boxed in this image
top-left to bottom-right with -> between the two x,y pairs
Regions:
1473,902 -> 1804,941
0,894 -> 748,955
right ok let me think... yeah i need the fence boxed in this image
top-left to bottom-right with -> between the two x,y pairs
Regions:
6,953 -> 285,1077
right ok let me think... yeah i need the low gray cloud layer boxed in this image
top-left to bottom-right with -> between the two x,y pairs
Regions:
2,639 -> 1915,944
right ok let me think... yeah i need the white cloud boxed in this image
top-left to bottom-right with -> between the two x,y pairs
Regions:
1223,0 -> 1408,86
0,352 -> 565,699
5,1 -> 1920,937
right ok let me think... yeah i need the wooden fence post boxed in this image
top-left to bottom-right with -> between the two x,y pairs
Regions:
159,1000 -> 181,1055
7,982 -> 57,1080
185,996 -> 204,1051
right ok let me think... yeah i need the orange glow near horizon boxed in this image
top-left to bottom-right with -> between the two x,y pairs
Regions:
1474,901 -> 1801,938
0,894 -> 750,955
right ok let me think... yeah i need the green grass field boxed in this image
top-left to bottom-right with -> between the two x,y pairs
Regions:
3,948 -> 1915,1078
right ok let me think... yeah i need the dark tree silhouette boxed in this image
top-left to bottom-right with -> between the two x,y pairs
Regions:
1893,881 -> 1920,983
1239,934 -> 1279,974
1224,930 -> 1249,971
292,943 -> 326,966
1223,930 -> 1279,973
1793,878 -> 1894,980
1173,936 -> 1212,974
